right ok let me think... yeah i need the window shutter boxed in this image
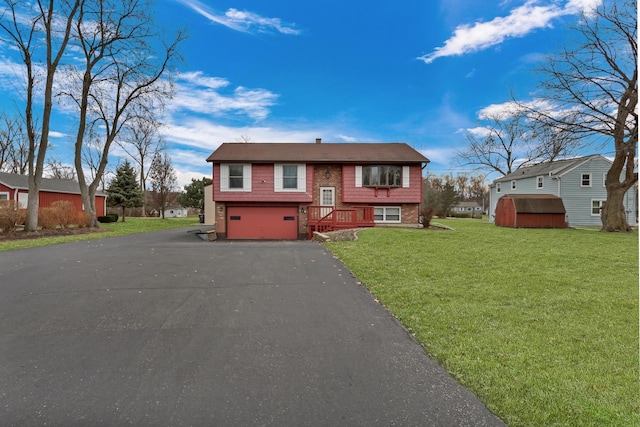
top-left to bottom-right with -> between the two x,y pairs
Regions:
355,166 -> 363,187
298,164 -> 306,192
402,166 -> 410,188
220,164 -> 229,191
274,164 -> 283,191
243,164 -> 252,191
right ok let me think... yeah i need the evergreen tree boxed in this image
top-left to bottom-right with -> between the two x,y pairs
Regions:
107,161 -> 144,222
177,177 -> 212,213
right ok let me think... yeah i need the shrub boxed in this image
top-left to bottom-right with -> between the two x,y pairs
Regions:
419,206 -> 434,228
74,211 -> 91,228
38,207 -> 59,230
107,213 -> 118,222
51,200 -> 76,229
97,215 -> 116,223
0,201 -> 25,233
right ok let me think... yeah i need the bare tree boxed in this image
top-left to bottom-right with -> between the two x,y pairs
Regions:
117,118 -> 164,216
458,109 -> 530,176
458,105 -> 583,177
0,112 -> 28,173
149,152 -> 176,219
45,158 -> 76,180
0,0 -> 81,230
532,0 -> 637,232
59,0 -> 184,227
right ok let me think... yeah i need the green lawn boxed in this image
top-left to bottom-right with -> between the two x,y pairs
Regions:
0,216 -> 200,252
325,220 -> 639,427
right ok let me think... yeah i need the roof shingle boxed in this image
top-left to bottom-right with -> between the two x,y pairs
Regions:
206,142 -> 430,164
0,172 -> 107,195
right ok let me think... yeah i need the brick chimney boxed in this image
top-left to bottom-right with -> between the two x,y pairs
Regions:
315,138 -> 322,144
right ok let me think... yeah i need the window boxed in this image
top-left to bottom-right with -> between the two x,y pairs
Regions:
581,173 -> 592,187
274,164 -> 306,192
496,182 -> 501,193
374,206 -> 401,223
220,164 -> 251,192
591,199 -> 605,216
362,165 -> 402,187
228,165 -> 244,189
537,176 -> 544,189
282,165 -> 298,189
511,180 -> 516,190
17,192 -> 28,208
0,192 -> 8,201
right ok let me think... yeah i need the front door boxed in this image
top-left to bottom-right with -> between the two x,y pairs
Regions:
320,187 -> 335,217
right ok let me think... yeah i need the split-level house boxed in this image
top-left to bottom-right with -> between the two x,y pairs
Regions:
488,154 -> 637,227
206,140 -> 430,239
0,171 -> 107,217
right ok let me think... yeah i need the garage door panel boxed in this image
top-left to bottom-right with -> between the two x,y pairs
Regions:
227,207 -> 298,239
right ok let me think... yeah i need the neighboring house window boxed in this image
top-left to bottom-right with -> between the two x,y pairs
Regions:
511,180 -> 516,190
537,176 -> 544,189
581,173 -> 592,187
591,199 -> 605,216
274,164 -> 306,192
0,192 -> 8,201
220,164 -> 251,192
374,206 -> 401,223
362,165 -> 402,187
496,182 -> 501,193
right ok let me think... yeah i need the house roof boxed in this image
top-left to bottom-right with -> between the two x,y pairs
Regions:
492,154 -> 606,184
206,142 -> 430,164
0,171 -> 107,196
501,193 -> 566,214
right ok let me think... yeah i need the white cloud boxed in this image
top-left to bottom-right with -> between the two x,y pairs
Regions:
335,134 -> 358,142
176,0 -> 301,35
169,71 -> 279,121
419,0 -> 602,63
421,147 -> 458,165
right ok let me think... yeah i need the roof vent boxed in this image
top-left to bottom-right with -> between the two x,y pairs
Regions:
315,138 -> 322,144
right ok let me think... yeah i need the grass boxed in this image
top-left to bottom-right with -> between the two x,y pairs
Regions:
325,219 -> 639,427
0,216 -> 200,252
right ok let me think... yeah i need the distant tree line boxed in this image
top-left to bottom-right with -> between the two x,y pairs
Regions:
422,173 -> 489,218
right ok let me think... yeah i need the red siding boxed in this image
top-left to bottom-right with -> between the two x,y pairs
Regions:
341,165 -> 423,203
1,187 -> 105,217
213,163 -> 314,203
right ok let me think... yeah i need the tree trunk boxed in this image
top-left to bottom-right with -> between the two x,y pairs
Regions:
602,183 -> 632,232
81,191 -> 99,228
121,206 -> 126,222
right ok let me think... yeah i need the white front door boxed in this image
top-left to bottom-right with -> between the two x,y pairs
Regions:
320,187 -> 335,217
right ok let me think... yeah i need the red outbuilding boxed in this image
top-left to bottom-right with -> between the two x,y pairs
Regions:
495,194 -> 567,228
0,172 -> 107,217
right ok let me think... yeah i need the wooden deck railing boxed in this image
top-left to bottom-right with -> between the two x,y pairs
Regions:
307,206 -> 375,238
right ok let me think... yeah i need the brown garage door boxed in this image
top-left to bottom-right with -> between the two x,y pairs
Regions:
227,207 -> 299,239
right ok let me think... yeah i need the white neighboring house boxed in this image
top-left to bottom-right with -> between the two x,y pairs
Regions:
163,206 -> 188,218
488,155 -> 638,227
451,201 -> 484,215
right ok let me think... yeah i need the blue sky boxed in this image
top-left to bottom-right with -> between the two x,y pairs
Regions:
0,0 -> 603,187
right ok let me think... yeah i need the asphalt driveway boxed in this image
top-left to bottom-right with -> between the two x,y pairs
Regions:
0,227 -> 505,426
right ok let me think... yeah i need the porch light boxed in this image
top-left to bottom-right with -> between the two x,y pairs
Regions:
325,168 -> 331,178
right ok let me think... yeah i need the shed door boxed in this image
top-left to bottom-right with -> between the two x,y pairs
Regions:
227,207 -> 298,239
